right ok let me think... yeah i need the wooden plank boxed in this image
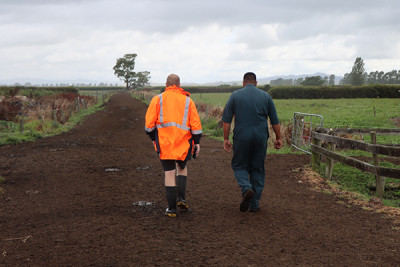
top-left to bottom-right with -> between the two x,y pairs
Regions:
312,132 -> 400,157
379,167 -> 400,179
325,142 -> 336,180
310,144 -> 400,179
315,127 -> 400,136
311,144 -> 377,174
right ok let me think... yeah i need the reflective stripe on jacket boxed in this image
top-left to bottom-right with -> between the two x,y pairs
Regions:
145,85 -> 202,160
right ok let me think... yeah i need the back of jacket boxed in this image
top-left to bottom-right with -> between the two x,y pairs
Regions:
145,85 -> 202,160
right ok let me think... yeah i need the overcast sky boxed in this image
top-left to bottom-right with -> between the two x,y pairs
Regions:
1,0 -> 399,85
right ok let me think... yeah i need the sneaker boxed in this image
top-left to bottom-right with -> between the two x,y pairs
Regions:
177,200 -> 190,211
165,208 -> 177,217
240,189 -> 254,212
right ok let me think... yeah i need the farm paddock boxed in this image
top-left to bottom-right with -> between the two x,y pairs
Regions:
1,92 -> 399,266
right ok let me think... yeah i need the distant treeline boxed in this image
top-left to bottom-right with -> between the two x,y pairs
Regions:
0,86 -> 126,98
140,84 -> 400,99
0,86 -> 79,98
77,86 -> 125,91
140,85 -> 264,93
268,84 -> 400,99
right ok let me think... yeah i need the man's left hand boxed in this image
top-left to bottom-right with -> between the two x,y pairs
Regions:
274,139 -> 282,149
194,144 -> 200,157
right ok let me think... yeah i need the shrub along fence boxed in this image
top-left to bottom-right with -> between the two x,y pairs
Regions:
138,84 -> 400,98
268,84 -> 400,99
0,86 -> 79,98
310,127 -> 400,198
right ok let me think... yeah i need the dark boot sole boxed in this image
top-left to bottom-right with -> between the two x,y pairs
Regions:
240,190 -> 254,212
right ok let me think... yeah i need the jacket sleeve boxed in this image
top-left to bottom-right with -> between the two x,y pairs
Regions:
145,95 -> 160,141
189,99 -> 202,144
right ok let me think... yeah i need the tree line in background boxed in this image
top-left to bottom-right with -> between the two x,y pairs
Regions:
270,57 -> 400,86
270,75 -> 336,86
3,55 -> 398,91
341,57 -> 400,85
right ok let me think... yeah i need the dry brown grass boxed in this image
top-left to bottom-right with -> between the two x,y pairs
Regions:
0,93 -> 97,124
295,166 -> 400,226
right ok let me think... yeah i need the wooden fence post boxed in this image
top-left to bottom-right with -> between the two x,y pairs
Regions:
325,140 -> 336,180
311,137 -> 321,171
76,97 -> 80,112
371,131 -> 384,198
19,118 -> 24,132
60,109 -> 65,124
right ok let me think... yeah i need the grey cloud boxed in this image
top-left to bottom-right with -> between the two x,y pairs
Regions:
2,0 -> 399,34
1,0 -> 399,83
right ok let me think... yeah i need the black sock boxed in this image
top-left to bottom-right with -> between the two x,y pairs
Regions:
177,175 -> 187,201
165,186 -> 178,210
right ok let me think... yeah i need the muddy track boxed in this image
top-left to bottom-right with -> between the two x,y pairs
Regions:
1,92 -> 399,266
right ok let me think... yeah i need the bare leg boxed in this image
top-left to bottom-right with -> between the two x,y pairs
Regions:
165,170 -> 176,186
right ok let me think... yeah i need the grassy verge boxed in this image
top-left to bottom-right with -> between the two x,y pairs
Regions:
0,100 -> 108,146
316,160 -> 400,208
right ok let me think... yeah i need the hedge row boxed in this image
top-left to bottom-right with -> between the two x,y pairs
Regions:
140,85 -> 264,93
268,84 -> 400,99
1,86 -> 79,98
77,86 -> 125,91
140,84 -> 400,99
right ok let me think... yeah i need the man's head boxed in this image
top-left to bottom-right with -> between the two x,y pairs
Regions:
166,74 -> 180,87
243,72 -> 257,86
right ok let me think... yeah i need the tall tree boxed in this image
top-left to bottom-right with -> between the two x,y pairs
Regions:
349,57 -> 366,85
328,74 -> 335,85
301,76 -> 325,86
294,77 -> 304,85
132,71 -> 151,88
113,54 -> 151,90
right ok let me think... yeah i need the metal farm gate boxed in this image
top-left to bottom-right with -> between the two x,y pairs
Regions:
291,112 -> 323,154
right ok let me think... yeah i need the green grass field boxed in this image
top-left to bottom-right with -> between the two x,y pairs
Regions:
191,93 -> 400,128
192,93 -> 400,145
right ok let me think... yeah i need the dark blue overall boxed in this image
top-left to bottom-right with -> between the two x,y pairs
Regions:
222,84 -> 279,210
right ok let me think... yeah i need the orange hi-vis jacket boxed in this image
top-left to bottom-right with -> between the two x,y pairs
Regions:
145,85 -> 202,160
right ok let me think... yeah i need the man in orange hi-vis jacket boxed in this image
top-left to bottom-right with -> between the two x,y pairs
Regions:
145,74 -> 202,217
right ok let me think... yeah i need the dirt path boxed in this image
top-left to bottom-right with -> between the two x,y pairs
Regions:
1,92 -> 399,266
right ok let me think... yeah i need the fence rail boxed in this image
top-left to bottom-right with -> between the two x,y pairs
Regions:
311,127 -> 400,198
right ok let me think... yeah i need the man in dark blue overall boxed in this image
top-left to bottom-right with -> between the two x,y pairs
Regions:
222,72 -> 282,212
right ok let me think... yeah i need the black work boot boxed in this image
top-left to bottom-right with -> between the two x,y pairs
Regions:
176,175 -> 189,210
165,186 -> 178,217
240,189 -> 254,212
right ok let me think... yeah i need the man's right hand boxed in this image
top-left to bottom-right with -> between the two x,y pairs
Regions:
224,139 -> 232,153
